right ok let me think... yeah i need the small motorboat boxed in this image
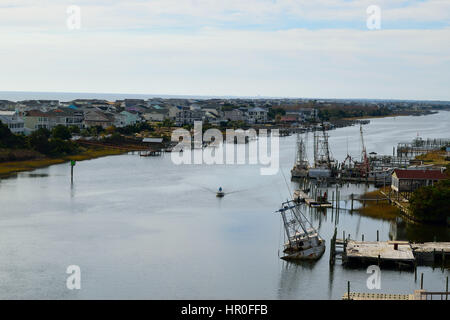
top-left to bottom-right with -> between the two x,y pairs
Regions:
216,187 -> 225,197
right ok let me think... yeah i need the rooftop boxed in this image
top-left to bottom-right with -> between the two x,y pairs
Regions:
393,169 -> 447,180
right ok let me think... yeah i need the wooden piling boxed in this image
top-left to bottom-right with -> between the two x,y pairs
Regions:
377,230 -> 379,242
420,273 -> 424,290
446,277 -> 448,300
347,281 -> 351,300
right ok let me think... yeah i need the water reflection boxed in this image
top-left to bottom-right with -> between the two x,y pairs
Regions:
277,260 -> 319,299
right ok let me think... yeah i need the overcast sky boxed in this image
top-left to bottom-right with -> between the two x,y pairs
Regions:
1,0 -> 449,100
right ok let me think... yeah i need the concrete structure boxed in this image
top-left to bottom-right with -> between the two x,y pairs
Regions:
0,111 -> 25,134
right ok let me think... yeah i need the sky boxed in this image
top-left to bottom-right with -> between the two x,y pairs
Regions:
1,0 -> 449,100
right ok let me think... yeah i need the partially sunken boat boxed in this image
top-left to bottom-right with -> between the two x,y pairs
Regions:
291,134 -> 309,179
276,200 -> 325,260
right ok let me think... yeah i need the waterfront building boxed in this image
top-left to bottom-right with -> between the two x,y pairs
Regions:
391,169 -> 447,193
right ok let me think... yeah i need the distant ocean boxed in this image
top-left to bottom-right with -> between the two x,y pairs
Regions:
0,91 -> 275,102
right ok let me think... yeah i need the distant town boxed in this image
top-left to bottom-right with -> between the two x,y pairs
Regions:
1,97 -> 449,135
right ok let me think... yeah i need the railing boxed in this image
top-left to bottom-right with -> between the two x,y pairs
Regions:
420,291 -> 449,300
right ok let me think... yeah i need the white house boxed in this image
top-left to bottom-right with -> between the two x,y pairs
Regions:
0,111 -> 25,134
247,107 -> 268,124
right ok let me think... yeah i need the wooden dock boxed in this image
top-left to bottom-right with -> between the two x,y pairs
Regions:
343,290 -> 449,300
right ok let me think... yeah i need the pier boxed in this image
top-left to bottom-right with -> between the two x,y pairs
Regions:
329,230 -> 450,268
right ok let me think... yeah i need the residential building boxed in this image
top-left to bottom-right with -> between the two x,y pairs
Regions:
0,111 -> 25,134
175,106 -> 204,126
120,110 -> 141,126
48,108 -> 84,129
223,109 -> 245,122
84,110 -> 113,128
23,110 -> 51,132
247,107 -> 268,124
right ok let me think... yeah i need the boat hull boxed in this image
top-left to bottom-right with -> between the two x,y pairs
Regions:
308,168 -> 331,178
281,241 -> 326,261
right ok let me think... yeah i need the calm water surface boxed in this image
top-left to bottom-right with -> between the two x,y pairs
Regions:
0,112 -> 449,299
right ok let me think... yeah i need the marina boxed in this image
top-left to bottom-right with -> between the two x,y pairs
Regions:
0,112 -> 449,299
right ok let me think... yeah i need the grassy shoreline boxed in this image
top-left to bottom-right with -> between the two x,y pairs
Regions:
0,148 -> 127,178
355,187 -> 401,221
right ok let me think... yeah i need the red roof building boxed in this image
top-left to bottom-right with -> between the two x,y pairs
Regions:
391,169 -> 447,193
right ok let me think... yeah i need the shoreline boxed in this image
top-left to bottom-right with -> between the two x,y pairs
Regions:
0,148 -> 129,179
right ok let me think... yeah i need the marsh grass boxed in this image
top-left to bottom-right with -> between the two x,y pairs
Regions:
0,147 -> 126,178
355,187 -> 401,221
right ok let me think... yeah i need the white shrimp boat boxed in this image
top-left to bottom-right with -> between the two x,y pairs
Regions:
276,200 -> 325,261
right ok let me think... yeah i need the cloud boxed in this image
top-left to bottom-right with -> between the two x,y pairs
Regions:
0,0 -> 449,31
1,27 -> 449,99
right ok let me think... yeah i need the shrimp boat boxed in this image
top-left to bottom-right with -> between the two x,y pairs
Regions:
291,134 -> 309,179
276,200 -> 325,260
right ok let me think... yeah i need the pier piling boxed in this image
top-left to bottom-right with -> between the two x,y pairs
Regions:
421,273 -> 424,290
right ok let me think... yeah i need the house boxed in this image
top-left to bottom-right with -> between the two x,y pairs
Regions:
391,169 -> 447,193
280,115 -> 298,123
47,108 -> 84,129
297,108 -> 318,121
247,107 -> 268,124
175,106 -> 204,126
143,109 -> 169,122
84,110 -> 113,128
23,110 -> 51,132
120,110 -> 141,126
223,109 -> 245,122
121,99 -> 145,109
0,111 -> 25,134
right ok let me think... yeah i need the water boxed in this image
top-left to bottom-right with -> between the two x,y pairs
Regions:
0,112 -> 449,299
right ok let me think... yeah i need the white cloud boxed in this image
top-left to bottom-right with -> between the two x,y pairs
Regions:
1,27 -> 449,99
0,0 -> 449,31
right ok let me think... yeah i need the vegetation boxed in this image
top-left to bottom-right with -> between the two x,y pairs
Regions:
355,187 -> 400,221
416,150 -> 450,166
409,179 -> 450,224
317,106 -> 392,121
267,107 -> 286,120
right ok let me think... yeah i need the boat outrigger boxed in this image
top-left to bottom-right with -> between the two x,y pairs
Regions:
216,187 -> 225,197
276,200 -> 325,260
